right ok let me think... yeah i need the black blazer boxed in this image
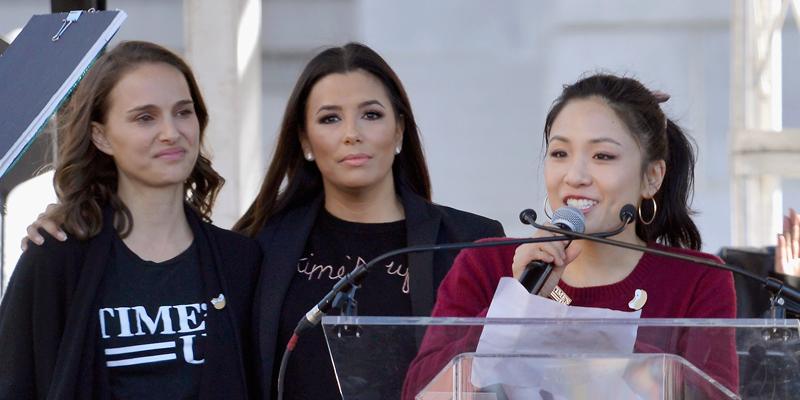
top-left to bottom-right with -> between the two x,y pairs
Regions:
254,187 -> 505,399
0,207 -> 262,400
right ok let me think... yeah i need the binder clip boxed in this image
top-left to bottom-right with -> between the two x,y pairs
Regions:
52,10 -> 83,41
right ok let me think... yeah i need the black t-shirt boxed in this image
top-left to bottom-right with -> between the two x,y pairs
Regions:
97,236 -> 206,399
276,209 -> 412,400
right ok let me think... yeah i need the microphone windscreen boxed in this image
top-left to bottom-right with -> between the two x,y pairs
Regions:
519,209 -> 537,225
552,206 -> 586,233
620,204 -> 636,223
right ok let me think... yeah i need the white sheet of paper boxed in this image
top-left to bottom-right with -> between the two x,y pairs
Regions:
471,277 -> 644,399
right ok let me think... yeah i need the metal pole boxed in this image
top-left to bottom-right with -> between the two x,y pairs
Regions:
0,191 -> 6,299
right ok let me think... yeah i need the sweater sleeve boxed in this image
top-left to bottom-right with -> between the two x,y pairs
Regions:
402,241 -> 511,399
683,265 -> 739,395
686,257 -> 737,319
0,248 -> 42,399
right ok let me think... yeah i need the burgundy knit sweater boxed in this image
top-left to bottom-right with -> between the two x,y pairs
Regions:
403,238 -> 738,398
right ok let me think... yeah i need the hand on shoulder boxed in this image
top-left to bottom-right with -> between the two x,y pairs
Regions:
20,203 -> 67,251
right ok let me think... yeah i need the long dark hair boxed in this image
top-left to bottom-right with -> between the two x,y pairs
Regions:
544,74 -> 701,249
234,42 -> 431,237
52,41 -> 223,239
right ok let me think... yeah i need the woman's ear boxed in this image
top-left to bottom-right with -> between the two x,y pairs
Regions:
395,115 -> 404,152
299,132 -> 314,161
91,122 -> 113,156
641,159 -> 666,198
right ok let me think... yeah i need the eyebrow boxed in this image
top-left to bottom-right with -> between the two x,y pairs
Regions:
315,99 -> 386,115
548,135 -> 623,146
126,99 -> 194,114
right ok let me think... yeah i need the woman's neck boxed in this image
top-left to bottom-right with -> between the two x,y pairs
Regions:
116,182 -> 193,262
560,226 -> 647,288
322,177 -> 404,223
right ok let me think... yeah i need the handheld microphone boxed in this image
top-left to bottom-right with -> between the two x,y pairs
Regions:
517,206 -> 586,294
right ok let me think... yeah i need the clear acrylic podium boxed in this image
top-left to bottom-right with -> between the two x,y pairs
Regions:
322,317 -> 800,400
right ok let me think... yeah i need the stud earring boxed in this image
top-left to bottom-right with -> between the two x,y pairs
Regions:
305,152 -> 315,162
395,146 -> 402,155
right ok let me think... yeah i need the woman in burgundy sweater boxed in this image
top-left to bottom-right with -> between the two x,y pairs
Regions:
403,74 -> 737,398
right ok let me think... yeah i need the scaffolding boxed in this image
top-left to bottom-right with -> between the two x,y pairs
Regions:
731,0 -> 800,246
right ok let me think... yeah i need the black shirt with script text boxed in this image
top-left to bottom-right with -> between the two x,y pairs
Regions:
276,209 -> 412,400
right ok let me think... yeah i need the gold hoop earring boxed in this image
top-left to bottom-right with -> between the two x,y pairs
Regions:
638,198 -> 657,225
543,195 -> 553,219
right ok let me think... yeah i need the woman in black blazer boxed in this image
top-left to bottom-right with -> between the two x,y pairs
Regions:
233,43 -> 503,400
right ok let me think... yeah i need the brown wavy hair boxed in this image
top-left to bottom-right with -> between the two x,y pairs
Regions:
51,41 -> 223,239
233,42 -> 431,237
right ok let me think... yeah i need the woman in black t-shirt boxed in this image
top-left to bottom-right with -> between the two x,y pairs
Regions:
0,41 -> 260,399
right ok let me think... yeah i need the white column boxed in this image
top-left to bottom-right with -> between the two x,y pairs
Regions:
731,0 -> 786,246
183,0 -> 263,228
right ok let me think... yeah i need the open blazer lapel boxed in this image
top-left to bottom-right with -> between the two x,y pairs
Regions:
255,195 -> 323,396
400,188 -> 442,318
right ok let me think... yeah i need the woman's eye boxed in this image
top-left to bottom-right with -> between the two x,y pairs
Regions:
177,108 -> 194,117
549,150 -> 567,158
594,153 -> 616,161
363,111 -> 383,120
135,114 -> 154,123
319,115 -> 340,124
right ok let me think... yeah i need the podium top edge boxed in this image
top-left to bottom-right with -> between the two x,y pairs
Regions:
321,316 -> 800,328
